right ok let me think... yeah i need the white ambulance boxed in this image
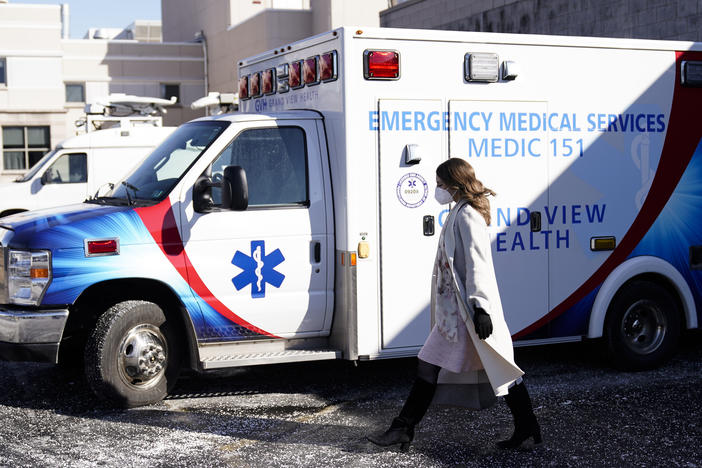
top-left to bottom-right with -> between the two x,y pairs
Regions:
1,27 -> 701,407
0,94 -> 176,217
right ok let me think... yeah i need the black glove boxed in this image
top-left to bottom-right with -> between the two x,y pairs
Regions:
473,307 -> 493,340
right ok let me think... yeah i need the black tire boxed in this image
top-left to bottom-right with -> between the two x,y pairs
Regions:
605,280 -> 682,370
84,300 -> 181,407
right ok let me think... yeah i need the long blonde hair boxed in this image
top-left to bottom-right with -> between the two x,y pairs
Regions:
436,158 -> 496,225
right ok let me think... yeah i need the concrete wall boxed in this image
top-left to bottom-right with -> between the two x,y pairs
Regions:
380,0 -> 702,42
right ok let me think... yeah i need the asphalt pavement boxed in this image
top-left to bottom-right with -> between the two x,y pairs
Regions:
1,333 -> 701,467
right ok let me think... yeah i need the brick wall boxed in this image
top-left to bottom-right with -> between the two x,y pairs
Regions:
381,0 -> 702,41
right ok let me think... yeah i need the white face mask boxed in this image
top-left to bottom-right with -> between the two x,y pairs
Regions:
434,186 -> 454,204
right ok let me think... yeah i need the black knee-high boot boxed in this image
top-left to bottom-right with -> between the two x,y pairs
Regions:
497,381 -> 542,449
367,378 -> 436,451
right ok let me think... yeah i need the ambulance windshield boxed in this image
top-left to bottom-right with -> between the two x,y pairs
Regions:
107,121 -> 229,203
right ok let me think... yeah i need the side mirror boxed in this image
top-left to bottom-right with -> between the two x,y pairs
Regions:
193,175 -> 215,212
222,165 -> 248,211
40,170 -> 51,185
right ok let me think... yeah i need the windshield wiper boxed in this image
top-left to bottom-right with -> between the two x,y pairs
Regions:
121,181 -> 139,206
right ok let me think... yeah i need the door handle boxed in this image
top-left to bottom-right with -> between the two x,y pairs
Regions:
530,211 -> 541,232
423,215 -> 435,236
313,241 -> 321,263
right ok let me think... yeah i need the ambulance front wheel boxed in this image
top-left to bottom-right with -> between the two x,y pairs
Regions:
84,300 -> 181,407
605,280 -> 682,370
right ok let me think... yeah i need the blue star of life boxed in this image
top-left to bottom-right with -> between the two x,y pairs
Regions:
232,240 -> 285,298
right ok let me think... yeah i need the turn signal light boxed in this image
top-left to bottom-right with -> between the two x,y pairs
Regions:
590,236 -> 616,251
364,50 -> 399,80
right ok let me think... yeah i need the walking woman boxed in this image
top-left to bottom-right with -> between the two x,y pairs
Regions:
367,158 -> 542,451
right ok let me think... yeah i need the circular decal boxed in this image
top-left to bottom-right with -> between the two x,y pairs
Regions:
396,173 -> 428,208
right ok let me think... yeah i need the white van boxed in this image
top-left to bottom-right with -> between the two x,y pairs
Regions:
0,126 -> 175,217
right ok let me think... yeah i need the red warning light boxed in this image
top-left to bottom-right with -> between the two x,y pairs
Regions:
238,76 -> 249,100
262,68 -> 275,94
250,72 -> 261,97
303,57 -> 319,85
320,51 -> 337,82
364,50 -> 399,80
290,60 -> 303,88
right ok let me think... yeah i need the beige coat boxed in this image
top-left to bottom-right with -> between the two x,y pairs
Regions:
431,199 -> 524,398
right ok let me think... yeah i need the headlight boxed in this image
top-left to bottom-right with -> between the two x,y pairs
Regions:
8,249 -> 51,306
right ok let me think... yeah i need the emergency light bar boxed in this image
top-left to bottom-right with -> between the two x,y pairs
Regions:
682,61 -> 702,87
465,52 -> 499,82
364,50 -> 400,80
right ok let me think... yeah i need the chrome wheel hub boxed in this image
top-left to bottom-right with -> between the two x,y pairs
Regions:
118,324 -> 168,389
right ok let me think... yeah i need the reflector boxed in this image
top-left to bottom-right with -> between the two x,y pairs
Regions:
364,50 -> 399,80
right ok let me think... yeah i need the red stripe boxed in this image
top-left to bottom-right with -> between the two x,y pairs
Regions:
135,200 -> 280,339
515,50 -> 702,339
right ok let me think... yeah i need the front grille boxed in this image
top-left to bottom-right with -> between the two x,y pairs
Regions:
0,243 -> 6,303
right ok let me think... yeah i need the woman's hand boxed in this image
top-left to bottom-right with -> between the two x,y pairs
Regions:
473,307 -> 493,340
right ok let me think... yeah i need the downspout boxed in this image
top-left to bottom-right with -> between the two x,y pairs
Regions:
60,3 -> 70,39
195,30 -> 209,116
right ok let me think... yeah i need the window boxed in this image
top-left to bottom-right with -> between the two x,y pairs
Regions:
0,58 -> 6,85
65,83 -> 85,102
160,83 -> 180,103
42,153 -> 87,184
2,126 -> 50,171
110,121 -> 229,201
209,127 -> 308,207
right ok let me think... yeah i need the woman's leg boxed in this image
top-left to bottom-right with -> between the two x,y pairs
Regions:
497,377 -> 542,448
366,359 -> 440,450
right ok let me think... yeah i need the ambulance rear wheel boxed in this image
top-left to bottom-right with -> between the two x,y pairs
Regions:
605,281 -> 681,370
85,300 -> 181,407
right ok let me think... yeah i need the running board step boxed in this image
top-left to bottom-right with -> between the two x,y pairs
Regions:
200,349 -> 342,369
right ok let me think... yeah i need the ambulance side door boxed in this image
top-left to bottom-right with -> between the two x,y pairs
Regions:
179,119 -> 333,341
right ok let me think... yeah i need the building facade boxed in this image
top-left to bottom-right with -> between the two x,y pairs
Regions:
380,0 -> 702,42
161,0 -> 388,97
0,1 -> 204,182
1,0 -> 387,182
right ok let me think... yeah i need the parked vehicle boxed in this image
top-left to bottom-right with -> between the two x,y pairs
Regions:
0,126 -> 176,217
0,94 -> 177,217
1,27 -> 702,406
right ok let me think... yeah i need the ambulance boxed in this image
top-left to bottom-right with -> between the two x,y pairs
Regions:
1,27 -> 702,407
0,94 -> 177,217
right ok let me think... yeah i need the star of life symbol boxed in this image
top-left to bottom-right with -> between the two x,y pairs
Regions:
232,240 -> 285,298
